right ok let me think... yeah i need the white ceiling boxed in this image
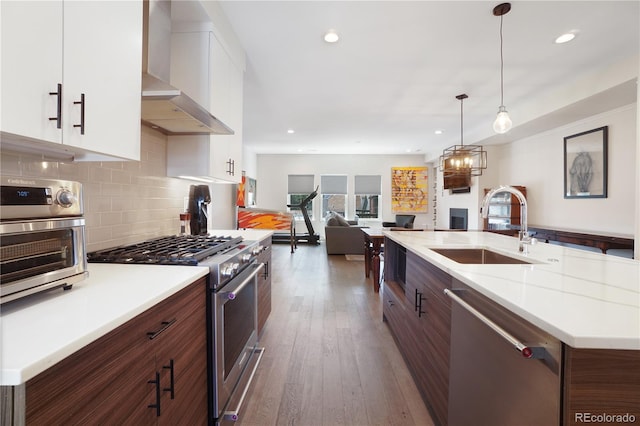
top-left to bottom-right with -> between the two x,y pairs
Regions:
216,1 -> 639,158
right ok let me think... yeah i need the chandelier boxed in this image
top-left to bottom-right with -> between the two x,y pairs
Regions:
439,94 -> 487,179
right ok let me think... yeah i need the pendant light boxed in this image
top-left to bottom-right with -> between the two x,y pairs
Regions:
439,94 -> 487,180
492,2 -> 512,134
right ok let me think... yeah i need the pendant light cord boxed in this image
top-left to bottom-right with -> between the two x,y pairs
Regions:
460,97 -> 464,147
499,14 -> 504,107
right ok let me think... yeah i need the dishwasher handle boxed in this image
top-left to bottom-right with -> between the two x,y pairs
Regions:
444,289 -> 546,360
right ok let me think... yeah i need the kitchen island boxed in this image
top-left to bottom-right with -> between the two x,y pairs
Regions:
381,230 -> 639,426
385,230 -> 639,349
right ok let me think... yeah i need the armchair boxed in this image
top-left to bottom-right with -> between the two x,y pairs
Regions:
382,214 -> 416,229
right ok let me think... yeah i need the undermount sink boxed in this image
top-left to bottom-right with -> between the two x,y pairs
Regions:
431,248 -> 534,264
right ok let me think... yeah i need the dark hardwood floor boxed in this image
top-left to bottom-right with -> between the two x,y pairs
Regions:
237,243 -> 434,426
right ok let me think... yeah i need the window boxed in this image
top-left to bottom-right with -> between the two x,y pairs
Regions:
287,174 -> 315,220
321,175 -> 347,218
355,175 -> 381,219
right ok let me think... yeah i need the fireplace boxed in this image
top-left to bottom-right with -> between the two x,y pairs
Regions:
449,208 -> 468,230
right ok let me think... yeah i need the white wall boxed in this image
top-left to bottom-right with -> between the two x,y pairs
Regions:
255,154 -> 431,235
242,147 -> 258,179
433,103 -> 638,236
494,104 -> 636,235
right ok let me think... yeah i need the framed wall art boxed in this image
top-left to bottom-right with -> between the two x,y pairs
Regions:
564,126 -> 608,199
391,166 -> 428,213
237,173 -> 257,207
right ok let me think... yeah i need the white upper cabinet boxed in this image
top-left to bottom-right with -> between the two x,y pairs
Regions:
1,1 -> 142,161
210,39 -> 243,184
1,1 -> 64,145
62,2 -> 142,160
168,30 -> 244,183
209,31 -> 233,125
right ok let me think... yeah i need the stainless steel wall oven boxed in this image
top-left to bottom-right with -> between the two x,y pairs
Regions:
0,176 -> 88,304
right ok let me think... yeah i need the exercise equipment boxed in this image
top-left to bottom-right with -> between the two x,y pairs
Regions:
272,186 -> 320,246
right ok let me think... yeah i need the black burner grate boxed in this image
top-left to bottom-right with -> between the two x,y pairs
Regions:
87,235 -> 243,265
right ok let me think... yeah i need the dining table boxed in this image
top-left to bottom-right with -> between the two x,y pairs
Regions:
362,227 -> 427,292
362,228 -> 385,292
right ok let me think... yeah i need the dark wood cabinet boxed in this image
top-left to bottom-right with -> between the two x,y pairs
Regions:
257,237 -> 272,336
25,277 -> 208,425
404,251 -> 451,426
382,238 -> 452,426
563,347 -> 640,425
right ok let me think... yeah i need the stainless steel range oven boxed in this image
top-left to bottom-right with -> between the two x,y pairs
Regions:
87,234 -> 266,425
0,176 -> 88,304
208,247 -> 265,425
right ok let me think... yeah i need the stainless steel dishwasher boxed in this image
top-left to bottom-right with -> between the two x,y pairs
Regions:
445,280 -> 562,426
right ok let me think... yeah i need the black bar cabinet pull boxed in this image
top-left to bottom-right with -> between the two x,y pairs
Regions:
148,372 -> 161,416
147,319 -> 177,340
416,290 -> 426,317
73,93 -> 85,135
48,83 -> 62,129
163,359 -> 175,399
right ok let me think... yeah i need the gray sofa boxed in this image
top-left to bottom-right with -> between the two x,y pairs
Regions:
324,212 -> 368,254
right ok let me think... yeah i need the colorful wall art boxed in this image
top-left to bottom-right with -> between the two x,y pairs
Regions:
391,166 -> 428,213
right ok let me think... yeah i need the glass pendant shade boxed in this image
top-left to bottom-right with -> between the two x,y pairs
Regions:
493,106 -> 512,134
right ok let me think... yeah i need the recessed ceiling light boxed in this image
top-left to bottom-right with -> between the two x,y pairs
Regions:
324,30 -> 339,43
555,32 -> 576,44
434,129 -> 444,135
287,129 -> 295,134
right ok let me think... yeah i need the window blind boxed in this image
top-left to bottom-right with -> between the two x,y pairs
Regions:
288,175 -> 314,193
354,175 -> 381,195
321,175 -> 347,194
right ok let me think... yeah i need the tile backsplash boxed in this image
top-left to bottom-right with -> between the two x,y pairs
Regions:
1,127 -> 196,252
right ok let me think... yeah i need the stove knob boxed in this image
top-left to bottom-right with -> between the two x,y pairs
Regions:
56,189 -> 76,207
221,264 -> 234,277
252,245 -> 264,255
241,254 -> 252,263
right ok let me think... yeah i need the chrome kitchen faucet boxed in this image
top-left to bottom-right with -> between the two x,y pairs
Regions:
481,185 -> 533,254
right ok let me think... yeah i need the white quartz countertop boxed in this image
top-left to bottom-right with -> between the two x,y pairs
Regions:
0,264 -> 209,386
384,230 -> 639,350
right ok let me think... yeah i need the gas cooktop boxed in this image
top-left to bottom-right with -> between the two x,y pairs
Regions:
87,235 -> 243,266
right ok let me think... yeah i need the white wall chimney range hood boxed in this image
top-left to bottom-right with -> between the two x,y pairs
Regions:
140,0 -> 233,136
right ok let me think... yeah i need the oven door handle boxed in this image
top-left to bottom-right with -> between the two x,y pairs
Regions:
221,263 -> 264,302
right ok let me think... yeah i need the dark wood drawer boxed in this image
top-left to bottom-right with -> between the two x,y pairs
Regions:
382,281 -> 407,338
26,278 -> 206,424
